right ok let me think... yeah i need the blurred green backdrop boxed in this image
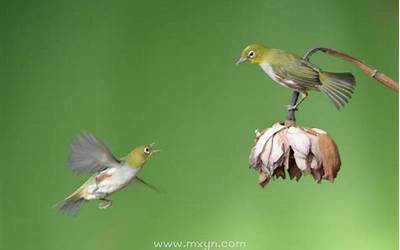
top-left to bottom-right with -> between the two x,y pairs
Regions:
1,0 -> 398,249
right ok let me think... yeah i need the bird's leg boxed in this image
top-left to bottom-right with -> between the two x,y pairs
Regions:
287,92 -> 308,111
287,91 -> 299,121
96,192 -> 112,209
292,92 -> 308,110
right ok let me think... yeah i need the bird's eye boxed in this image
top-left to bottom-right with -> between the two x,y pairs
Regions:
248,50 -> 256,58
144,147 -> 151,154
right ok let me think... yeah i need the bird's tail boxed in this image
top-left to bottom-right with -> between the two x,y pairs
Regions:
318,71 -> 356,109
56,186 -> 87,215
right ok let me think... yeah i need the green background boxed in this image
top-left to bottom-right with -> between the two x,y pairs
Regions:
1,0 -> 398,249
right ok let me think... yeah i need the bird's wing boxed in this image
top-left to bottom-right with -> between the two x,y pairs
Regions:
68,132 -> 121,175
135,176 -> 162,193
270,54 -> 321,87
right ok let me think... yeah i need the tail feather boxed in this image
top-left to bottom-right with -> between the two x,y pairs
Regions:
58,198 -> 86,215
324,84 -> 350,104
318,72 -> 356,109
56,188 -> 87,215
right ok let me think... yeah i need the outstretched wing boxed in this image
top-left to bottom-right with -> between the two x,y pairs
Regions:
135,176 -> 162,193
68,132 -> 120,175
270,50 -> 321,88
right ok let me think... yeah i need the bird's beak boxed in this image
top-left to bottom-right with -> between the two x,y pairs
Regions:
236,56 -> 247,65
150,142 -> 161,153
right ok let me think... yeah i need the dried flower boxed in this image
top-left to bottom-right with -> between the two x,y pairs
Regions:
249,122 -> 341,187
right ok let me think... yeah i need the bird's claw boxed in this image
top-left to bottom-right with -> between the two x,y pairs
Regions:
286,105 -> 298,111
98,199 -> 112,209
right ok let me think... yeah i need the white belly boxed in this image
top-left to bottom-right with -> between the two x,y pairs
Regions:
259,62 -> 295,88
86,165 -> 139,200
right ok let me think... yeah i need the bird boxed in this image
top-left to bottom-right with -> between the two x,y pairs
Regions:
236,44 -> 356,110
57,132 -> 159,215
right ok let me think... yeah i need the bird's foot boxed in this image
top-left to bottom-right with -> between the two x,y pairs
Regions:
98,199 -> 112,209
286,105 -> 298,111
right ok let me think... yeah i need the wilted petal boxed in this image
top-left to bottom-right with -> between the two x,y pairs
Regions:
318,133 -> 341,181
250,123 -> 285,167
311,168 -> 323,183
306,132 -> 321,169
259,172 -> 270,187
248,147 -> 257,168
310,128 -> 327,135
309,155 -> 319,169
286,127 -> 311,156
286,127 -> 311,171
273,165 -> 286,179
249,123 -> 341,187
259,135 -> 274,170
272,130 -> 289,168
259,131 -> 285,170
260,162 -> 271,177
269,132 -> 285,165
294,152 -> 309,171
287,151 -> 302,181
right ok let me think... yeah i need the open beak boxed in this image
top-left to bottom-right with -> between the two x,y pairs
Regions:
236,56 -> 247,65
150,142 -> 161,153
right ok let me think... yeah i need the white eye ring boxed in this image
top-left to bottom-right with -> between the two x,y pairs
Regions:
248,50 -> 256,58
144,147 -> 151,154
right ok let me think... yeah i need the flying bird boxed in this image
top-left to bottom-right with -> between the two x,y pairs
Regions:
57,132 -> 159,215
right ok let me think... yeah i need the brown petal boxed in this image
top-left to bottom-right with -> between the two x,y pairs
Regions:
318,133 -> 341,181
273,165 -> 286,179
311,168 -> 323,183
287,150 -> 302,181
258,172 -> 270,187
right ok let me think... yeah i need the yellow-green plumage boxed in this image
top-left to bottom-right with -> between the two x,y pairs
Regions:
237,44 -> 356,109
125,145 -> 153,168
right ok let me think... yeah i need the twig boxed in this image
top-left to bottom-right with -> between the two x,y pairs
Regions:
303,47 -> 399,92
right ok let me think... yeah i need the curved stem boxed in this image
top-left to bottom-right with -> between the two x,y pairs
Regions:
303,47 -> 399,92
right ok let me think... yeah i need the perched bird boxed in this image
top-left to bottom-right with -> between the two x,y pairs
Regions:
57,132 -> 159,215
236,44 -> 356,110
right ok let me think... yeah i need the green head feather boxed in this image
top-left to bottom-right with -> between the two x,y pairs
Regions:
125,143 -> 157,168
237,44 -> 270,65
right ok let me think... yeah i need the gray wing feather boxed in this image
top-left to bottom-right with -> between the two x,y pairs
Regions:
68,132 -> 120,175
135,176 -> 161,193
